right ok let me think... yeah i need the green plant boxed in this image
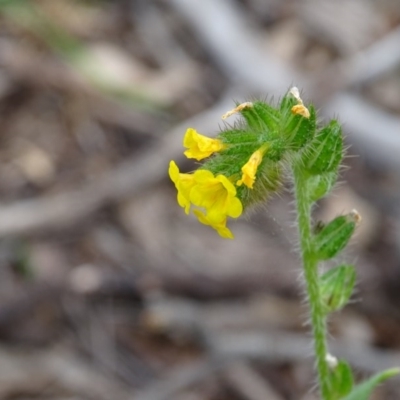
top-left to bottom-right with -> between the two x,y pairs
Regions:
169,87 -> 399,399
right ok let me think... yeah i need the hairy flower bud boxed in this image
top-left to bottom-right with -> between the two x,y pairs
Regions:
314,212 -> 359,260
169,88 -> 343,238
303,120 -> 343,175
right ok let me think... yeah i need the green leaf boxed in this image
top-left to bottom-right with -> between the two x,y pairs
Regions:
329,360 -> 354,399
341,368 -> 399,400
320,265 -> 356,313
314,213 -> 357,260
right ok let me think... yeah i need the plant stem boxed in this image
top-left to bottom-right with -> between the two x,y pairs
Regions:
293,167 -> 331,400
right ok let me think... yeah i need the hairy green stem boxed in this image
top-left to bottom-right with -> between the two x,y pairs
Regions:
293,167 -> 331,400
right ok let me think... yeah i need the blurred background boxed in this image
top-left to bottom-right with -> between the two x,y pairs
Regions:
0,0 -> 399,399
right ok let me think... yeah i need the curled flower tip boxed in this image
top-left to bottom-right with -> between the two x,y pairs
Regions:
237,145 -> 268,189
350,209 -> 362,225
183,128 -> 225,161
289,86 -> 302,103
289,87 -> 310,118
222,102 -> 253,120
291,104 -> 310,118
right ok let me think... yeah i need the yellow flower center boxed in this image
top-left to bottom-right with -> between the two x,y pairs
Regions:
191,170 -> 242,223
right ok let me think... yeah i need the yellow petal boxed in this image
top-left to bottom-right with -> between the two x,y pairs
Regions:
191,170 -> 242,220
169,160 -> 195,214
168,160 -> 179,184
183,128 -> 225,161
194,210 -> 234,239
226,196 -> 243,218
237,148 -> 264,189
215,174 -> 237,197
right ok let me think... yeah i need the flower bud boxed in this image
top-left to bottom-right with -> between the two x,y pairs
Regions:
304,120 -> 343,175
280,97 -> 316,151
320,264 -> 356,313
329,359 -> 354,399
307,172 -> 337,202
314,212 -> 359,260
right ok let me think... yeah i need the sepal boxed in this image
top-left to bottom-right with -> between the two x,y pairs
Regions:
320,264 -> 356,314
240,101 -> 280,133
329,359 -> 354,400
306,172 -> 337,202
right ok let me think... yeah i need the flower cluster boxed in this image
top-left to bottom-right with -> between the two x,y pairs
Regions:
169,87 -> 316,238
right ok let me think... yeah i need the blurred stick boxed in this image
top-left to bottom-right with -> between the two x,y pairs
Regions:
143,296 -> 400,375
133,357 -> 228,400
0,345 -> 131,400
325,24 -> 400,88
310,24 -> 400,104
212,331 -> 400,377
0,41 -> 165,134
223,361 -> 283,400
95,291 -> 400,398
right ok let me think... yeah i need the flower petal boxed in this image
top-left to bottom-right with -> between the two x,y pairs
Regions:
237,148 -> 265,189
183,128 -> 225,161
168,160 -> 179,184
169,160 -> 195,214
194,210 -> 234,239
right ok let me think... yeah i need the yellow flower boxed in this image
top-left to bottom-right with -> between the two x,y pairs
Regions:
183,128 -> 225,161
237,146 -> 267,189
194,210 -> 234,239
169,161 -> 242,238
169,161 -> 242,237
190,170 -> 242,223
169,160 -> 196,214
